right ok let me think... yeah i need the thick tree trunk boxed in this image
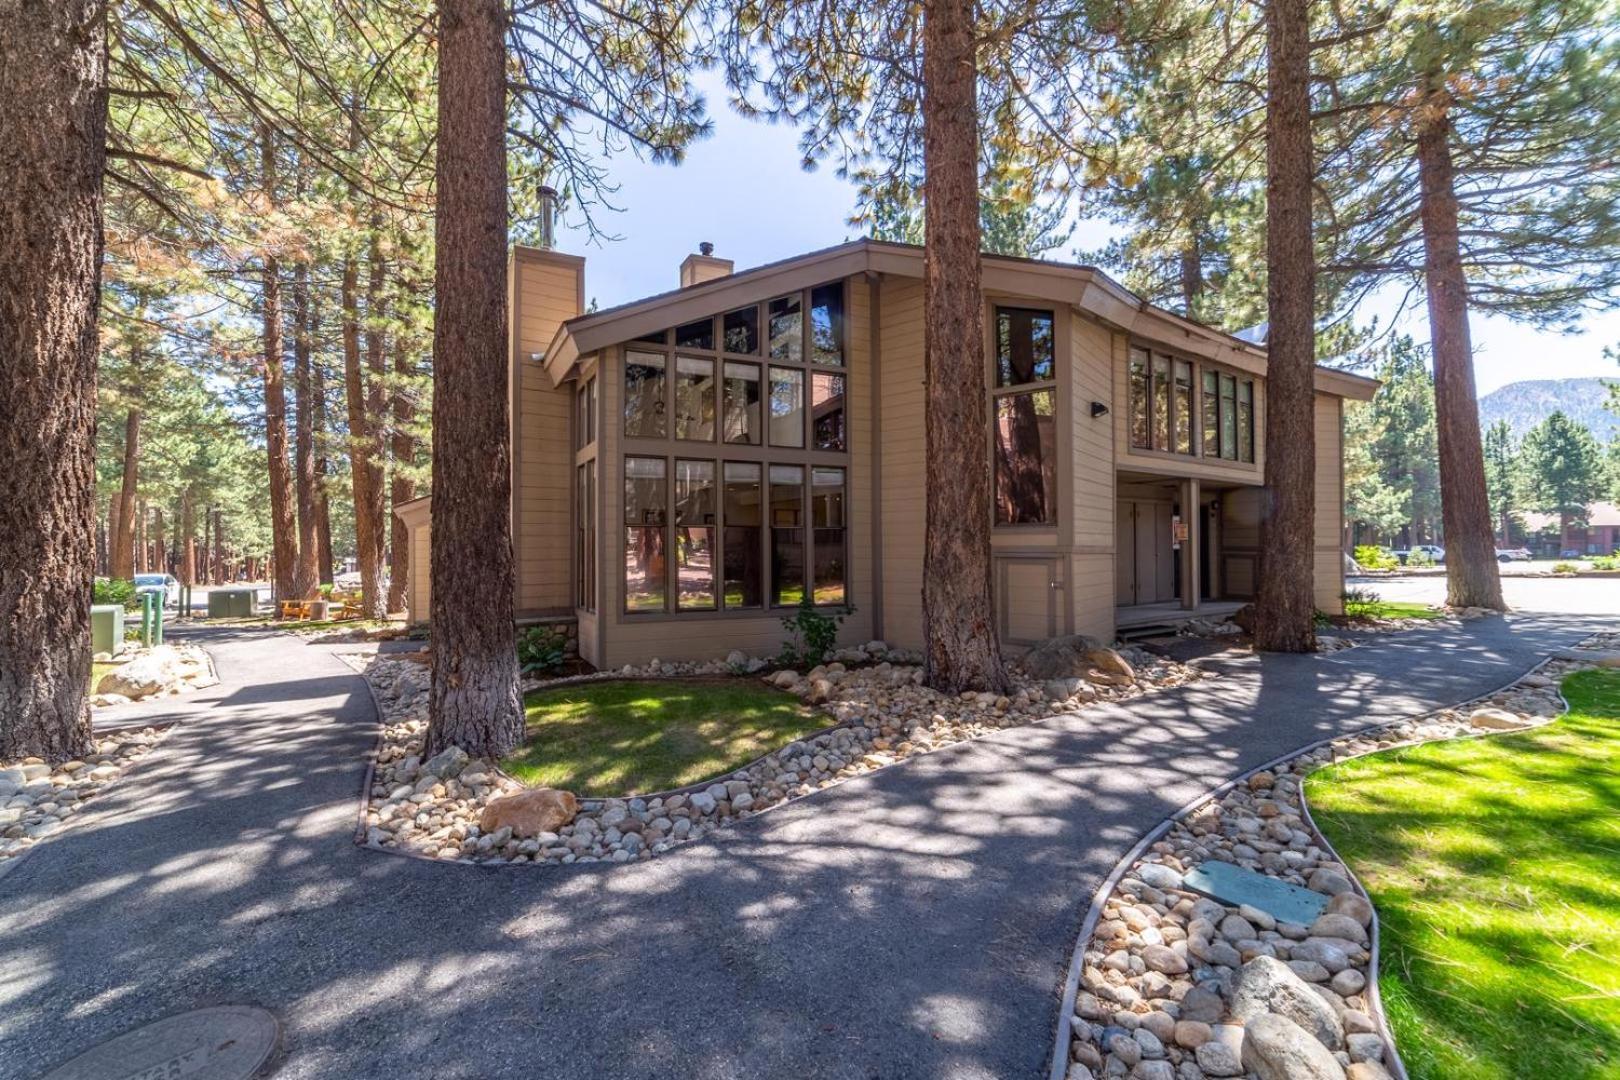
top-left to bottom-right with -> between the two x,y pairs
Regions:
289,261 -> 320,600
179,490 -> 196,590
110,406 -> 140,579
1253,0 -> 1317,652
919,0 -> 1009,694
135,499 -> 147,573
0,0 -> 104,762
425,0 -> 523,758
213,508 -> 224,585
1180,245 -> 1204,319
313,357 -> 335,586
260,129 -> 302,604
358,229 -> 389,619
1415,93 -> 1504,610
342,242 -> 386,619
153,508 -> 165,576
388,340 -> 415,614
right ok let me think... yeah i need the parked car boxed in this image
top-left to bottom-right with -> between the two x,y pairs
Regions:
1495,547 -> 1532,562
133,573 -> 179,608
1391,544 -> 1445,565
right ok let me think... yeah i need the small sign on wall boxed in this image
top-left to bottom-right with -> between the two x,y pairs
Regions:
1172,516 -> 1189,550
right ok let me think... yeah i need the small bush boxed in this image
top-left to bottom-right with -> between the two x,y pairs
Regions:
516,625 -> 570,677
1406,549 -> 1435,567
1552,561 -> 1581,574
93,578 -> 139,610
777,597 -> 849,669
1590,554 -> 1619,571
1342,586 -> 1382,617
1353,545 -> 1398,571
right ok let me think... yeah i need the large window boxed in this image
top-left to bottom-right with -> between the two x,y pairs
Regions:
674,460 -> 716,609
674,356 -> 715,440
1129,345 -> 1258,463
811,371 -> 846,451
722,463 -> 763,608
575,375 -> 596,450
769,366 -> 805,447
769,465 -> 805,606
624,352 -> 667,438
812,467 -> 846,604
624,456 -> 667,612
722,362 -> 761,444
1173,360 -> 1193,455
992,307 -> 1057,525
575,460 -> 596,612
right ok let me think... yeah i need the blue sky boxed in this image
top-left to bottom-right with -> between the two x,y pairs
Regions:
555,72 -> 1620,399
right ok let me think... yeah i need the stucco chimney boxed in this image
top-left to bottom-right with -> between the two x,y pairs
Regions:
679,243 -> 733,288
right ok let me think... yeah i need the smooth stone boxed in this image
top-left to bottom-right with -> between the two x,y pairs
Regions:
1347,1033 -> 1386,1064
1241,1014 -> 1346,1080
1229,956 -> 1345,1050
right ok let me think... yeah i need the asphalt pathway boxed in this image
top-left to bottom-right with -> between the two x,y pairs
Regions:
0,612 -> 1609,1080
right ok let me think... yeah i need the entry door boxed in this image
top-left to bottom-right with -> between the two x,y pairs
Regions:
1116,500 -> 1176,606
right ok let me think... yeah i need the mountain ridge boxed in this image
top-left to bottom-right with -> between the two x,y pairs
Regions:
1478,377 -> 1617,442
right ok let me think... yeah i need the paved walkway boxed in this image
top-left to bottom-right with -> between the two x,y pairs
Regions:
0,613 -> 1608,1079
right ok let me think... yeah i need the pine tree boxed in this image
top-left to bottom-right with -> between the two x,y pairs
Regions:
1519,412 -> 1604,551
1482,419 -> 1519,543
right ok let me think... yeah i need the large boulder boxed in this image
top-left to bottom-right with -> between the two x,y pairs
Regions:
95,646 -> 186,700
1241,1014 -> 1346,1080
1229,956 -> 1345,1050
479,788 -> 578,838
1020,634 -> 1105,679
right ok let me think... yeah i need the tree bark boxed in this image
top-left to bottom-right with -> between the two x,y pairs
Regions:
1415,91 -> 1504,610
358,227 -> 389,619
260,128 -> 302,604
388,339 -> 416,614
110,405 -> 140,579
153,507 -> 165,576
425,0 -> 523,758
919,0 -> 1009,694
313,357 -> 335,586
1253,0 -> 1317,652
290,260 -> 320,600
179,490 -> 196,589
1180,245 -> 1204,319
342,238 -> 387,618
0,0 -> 104,762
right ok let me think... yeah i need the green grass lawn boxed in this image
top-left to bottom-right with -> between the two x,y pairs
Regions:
1341,598 -> 1446,621
502,678 -> 827,796
1307,668 -> 1620,1080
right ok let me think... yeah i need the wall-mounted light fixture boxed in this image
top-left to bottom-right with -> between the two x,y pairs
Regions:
529,351 -> 546,365
1090,400 -> 1110,418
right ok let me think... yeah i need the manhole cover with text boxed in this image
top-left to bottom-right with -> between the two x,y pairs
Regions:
39,1006 -> 278,1080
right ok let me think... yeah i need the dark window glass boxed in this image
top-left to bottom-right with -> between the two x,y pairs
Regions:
576,463 -> 594,611
810,283 -> 844,366
675,317 -> 714,351
1238,380 -> 1255,463
996,308 -> 1055,386
1129,349 -> 1151,449
994,390 -> 1056,525
811,371 -> 846,452
768,294 -> 802,362
1202,370 -> 1220,457
624,456 -> 667,612
634,329 -> 668,345
812,467 -> 846,605
723,305 -> 759,354
1152,353 -> 1171,451
722,462 -> 763,609
585,377 -> 597,446
674,460 -> 717,610
769,366 -> 804,448
1174,359 -> 1194,455
769,465 -> 805,606
624,351 -> 667,438
1220,373 -> 1238,460
722,361 -> 761,445
576,384 -> 588,451
674,356 -> 716,441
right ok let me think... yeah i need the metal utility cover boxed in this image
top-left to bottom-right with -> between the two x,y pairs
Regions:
1183,860 -> 1331,927
39,1006 -> 278,1080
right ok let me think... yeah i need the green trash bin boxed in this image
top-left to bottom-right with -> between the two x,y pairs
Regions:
91,604 -> 125,656
207,587 -> 257,619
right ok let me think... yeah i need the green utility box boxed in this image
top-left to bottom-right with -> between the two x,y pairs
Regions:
208,587 -> 257,619
91,604 -> 125,656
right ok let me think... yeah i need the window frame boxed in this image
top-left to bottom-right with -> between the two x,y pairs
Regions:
989,304 -> 1060,529
1126,341 -> 1260,469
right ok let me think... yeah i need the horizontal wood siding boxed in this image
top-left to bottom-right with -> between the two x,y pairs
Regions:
1069,318 -> 1118,637
410,519 -> 430,624
878,277 -> 926,651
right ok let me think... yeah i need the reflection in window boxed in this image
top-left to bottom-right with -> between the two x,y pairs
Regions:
809,284 -> 843,366
624,456 -> 667,612
811,372 -> 846,452
674,356 -> 715,441
996,308 -> 1055,385
1238,380 -> 1255,463
674,460 -> 716,609
675,317 -> 714,351
1174,359 -> 1193,455
1202,370 -> 1220,457
575,460 -> 595,612
722,361 -> 761,444
769,366 -> 804,448
1152,353 -> 1171,451
768,294 -> 802,362
624,351 -> 667,438
634,329 -> 667,345
722,462 -> 762,608
812,467 -> 846,605
769,465 -> 805,606
1220,373 -> 1238,460
1129,349 -> 1150,449
994,390 -> 1056,525
723,305 -> 759,354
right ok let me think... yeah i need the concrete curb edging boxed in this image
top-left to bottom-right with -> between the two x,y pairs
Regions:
1047,646 -> 1587,1080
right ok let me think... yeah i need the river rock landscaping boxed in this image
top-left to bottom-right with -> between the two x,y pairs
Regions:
0,726 -> 169,864
351,637 -> 1206,865
1059,633 -> 1613,1080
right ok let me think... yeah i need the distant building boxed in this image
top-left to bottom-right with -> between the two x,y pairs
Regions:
1520,502 -> 1620,556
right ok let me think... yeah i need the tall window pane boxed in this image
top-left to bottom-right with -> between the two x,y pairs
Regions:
1129,349 -> 1151,449
584,460 -> 596,611
723,305 -> 759,354
674,460 -> 717,610
722,361 -> 761,444
812,467 -> 846,605
723,463 -> 763,609
624,456 -> 667,612
1202,370 -> 1220,457
1152,353 -> 1171,451
810,283 -> 844,366
768,294 -> 802,362
769,366 -> 805,447
1220,373 -> 1238,460
675,317 -> 714,351
1238,380 -> 1255,463
811,371 -> 846,451
674,356 -> 716,441
769,465 -> 805,606
624,351 -> 667,438
994,390 -> 1057,524
996,308 -> 1055,386
1174,359 -> 1193,455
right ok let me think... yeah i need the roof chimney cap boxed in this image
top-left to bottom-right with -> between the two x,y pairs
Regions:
680,246 -> 734,288
699,241 -> 714,257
